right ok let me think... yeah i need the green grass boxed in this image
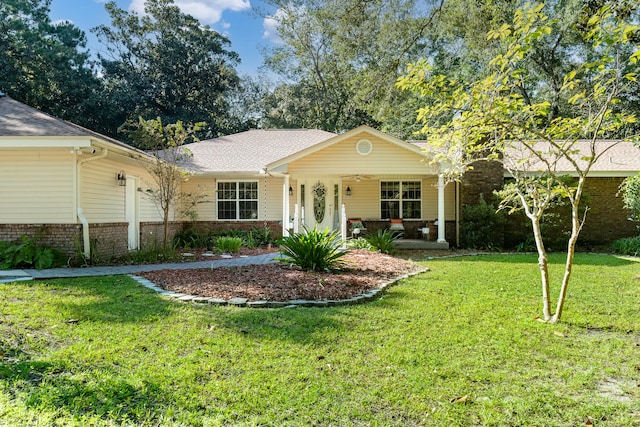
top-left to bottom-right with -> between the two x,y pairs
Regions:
0,253 -> 639,426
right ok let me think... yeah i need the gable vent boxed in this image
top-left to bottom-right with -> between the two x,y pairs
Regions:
356,138 -> 372,156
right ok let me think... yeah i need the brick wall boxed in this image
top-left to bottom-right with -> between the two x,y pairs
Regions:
503,177 -> 637,247
140,222 -> 184,250
0,224 -> 81,258
461,159 -> 504,207
580,177 -> 636,244
88,223 -> 128,260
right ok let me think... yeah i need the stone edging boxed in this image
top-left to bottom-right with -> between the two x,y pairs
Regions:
129,267 -> 429,308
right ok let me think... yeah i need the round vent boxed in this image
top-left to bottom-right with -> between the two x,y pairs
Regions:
356,139 -> 372,156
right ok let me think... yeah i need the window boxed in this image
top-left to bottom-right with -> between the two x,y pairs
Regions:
381,181 -> 421,219
217,181 -> 258,220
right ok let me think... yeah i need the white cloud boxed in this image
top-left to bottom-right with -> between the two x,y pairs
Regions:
263,8 -> 284,44
127,0 -> 250,24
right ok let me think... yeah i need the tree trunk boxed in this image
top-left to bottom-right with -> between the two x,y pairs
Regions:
530,217 -> 552,321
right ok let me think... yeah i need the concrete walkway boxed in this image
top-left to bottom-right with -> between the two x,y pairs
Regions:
0,252 -> 279,282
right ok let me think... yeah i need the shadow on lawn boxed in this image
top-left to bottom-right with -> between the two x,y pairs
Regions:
46,276 -> 178,323
430,252 -> 639,267
218,306 -> 359,345
1,353 -> 170,424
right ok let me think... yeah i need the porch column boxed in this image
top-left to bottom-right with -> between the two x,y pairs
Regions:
293,204 -> 299,234
437,173 -> 447,243
282,174 -> 290,237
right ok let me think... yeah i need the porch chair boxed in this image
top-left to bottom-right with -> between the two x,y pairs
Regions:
388,218 -> 405,239
348,218 -> 367,238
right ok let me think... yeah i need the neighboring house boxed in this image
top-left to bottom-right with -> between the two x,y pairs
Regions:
1,94 -> 637,261
0,94 -> 166,260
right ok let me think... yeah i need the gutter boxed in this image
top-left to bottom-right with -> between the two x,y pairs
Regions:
76,147 -> 108,259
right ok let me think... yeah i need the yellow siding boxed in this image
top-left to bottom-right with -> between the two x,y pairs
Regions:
80,158 -> 164,222
288,133 -> 437,175
185,175 -> 285,221
0,149 -> 75,223
181,177 -> 216,221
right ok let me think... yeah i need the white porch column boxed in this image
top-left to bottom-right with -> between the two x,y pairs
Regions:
340,203 -> 347,243
282,175 -> 290,237
293,203 -> 299,234
437,173 -> 447,243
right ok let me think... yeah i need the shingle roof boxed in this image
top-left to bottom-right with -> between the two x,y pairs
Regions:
180,129 -> 337,173
504,140 -> 640,174
408,139 -> 640,175
0,95 -> 88,137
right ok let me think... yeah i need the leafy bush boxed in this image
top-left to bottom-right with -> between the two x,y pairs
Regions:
619,174 -> 640,226
1,235 -> 65,270
461,196 -> 505,250
173,228 -> 211,249
347,237 -> 374,251
365,229 -> 400,254
611,236 -> 640,256
277,226 -> 348,271
215,236 -> 244,253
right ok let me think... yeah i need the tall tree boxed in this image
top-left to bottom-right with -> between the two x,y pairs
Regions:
95,0 -> 241,143
262,0 -> 443,136
0,0 -> 103,128
398,3 -> 640,323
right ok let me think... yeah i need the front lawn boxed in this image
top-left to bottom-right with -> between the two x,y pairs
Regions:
0,253 -> 638,426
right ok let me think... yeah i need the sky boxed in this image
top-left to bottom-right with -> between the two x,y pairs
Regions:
49,0 -> 281,76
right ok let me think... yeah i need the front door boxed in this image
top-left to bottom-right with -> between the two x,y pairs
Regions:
305,179 -> 339,231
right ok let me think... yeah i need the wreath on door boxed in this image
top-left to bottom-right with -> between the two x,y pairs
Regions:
312,182 -> 326,223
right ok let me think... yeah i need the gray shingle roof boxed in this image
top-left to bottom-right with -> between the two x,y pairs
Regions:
0,95 -> 89,137
180,129 -> 337,173
504,140 -> 640,174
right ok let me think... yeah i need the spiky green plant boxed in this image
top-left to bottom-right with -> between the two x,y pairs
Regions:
365,229 -> 400,254
215,236 -> 244,254
277,226 -> 348,271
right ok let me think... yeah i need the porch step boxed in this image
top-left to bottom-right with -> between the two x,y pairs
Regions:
394,239 -> 449,250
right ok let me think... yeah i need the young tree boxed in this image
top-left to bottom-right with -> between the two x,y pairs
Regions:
125,117 -> 204,253
398,3 -> 640,323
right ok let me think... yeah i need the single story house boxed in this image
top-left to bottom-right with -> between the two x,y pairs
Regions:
1,94 -> 638,260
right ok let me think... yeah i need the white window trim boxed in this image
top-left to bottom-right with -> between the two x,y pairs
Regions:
379,180 -> 422,219
216,180 -> 259,221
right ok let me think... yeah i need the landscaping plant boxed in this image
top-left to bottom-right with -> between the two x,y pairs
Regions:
365,229 -> 399,254
611,236 -> 640,256
0,235 -> 65,270
277,226 -> 348,271
215,236 -> 244,254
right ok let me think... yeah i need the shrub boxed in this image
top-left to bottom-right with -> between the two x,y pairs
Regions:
611,236 -> 640,256
365,229 -> 399,254
173,228 -> 211,249
461,195 -> 505,250
277,226 -> 348,271
347,237 -> 374,251
0,235 -> 66,270
215,236 -> 244,254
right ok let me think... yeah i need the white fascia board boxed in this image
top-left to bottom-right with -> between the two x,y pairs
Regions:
0,136 -> 92,148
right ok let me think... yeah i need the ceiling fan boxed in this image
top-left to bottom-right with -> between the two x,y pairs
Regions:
341,174 -> 374,182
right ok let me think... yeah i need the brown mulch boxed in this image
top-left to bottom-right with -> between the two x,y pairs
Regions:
139,250 -> 425,302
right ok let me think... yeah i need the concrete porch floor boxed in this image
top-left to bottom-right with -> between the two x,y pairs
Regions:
394,239 -> 449,250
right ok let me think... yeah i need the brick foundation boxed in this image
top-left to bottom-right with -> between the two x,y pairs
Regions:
0,224 -> 81,259
88,223 -> 129,260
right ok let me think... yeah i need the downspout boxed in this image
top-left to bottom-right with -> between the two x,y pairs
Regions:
76,147 -> 108,259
